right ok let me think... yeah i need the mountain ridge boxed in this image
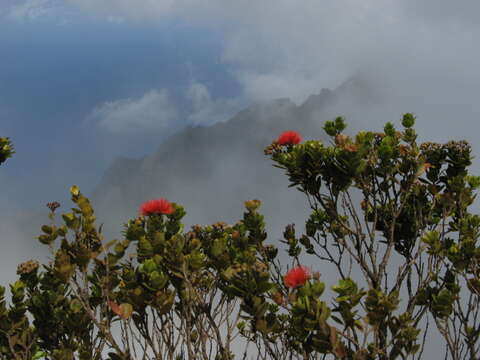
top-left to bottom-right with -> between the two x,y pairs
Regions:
92,74 -> 383,236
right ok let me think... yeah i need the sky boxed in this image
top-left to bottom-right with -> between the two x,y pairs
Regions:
1,0 -> 480,356
1,0 -> 480,207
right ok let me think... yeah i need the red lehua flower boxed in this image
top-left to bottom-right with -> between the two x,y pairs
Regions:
277,130 -> 302,145
284,265 -> 311,288
140,198 -> 174,216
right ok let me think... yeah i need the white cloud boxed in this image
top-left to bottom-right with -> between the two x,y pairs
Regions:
64,0 -> 480,111
4,0 -> 77,24
88,84 -> 242,132
185,82 -> 243,126
61,1 -> 397,98
65,0 -> 178,22
88,89 -> 177,133
12,0 -> 480,138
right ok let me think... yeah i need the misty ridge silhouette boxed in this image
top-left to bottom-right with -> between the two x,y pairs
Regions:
0,73 -> 377,291
92,74 -> 380,239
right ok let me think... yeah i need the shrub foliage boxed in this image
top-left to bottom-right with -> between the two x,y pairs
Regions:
1,115 -> 480,359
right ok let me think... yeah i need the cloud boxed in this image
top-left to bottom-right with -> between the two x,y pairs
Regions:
400,0 -> 480,26
65,0 -> 178,22
62,1 -> 395,96
9,0 -> 480,111
7,0 -> 480,143
4,0 -> 78,24
88,84 -> 243,131
62,1 -> 480,110
88,89 -> 178,133
185,82 -> 243,126
52,0 -> 480,151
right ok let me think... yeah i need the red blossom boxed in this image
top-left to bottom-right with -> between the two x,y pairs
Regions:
277,130 -> 302,145
284,265 -> 311,288
140,198 -> 174,216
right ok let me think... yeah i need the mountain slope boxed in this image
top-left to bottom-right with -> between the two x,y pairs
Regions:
92,74 -> 382,237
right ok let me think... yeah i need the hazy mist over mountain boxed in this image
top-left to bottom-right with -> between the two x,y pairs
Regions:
89,73 -> 469,356
92,74 -> 381,238
1,1 -> 480,357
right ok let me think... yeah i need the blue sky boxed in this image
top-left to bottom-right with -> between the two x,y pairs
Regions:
0,15 -> 243,207
1,0 -> 480,208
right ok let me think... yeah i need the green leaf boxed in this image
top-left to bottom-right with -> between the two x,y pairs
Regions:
384,122 -> 396,137
70,185 -> 80,196
323,120 -> 337,137
401,113 -> 416,128
33,351 -> 47,360
41,225 -> 53,234
69,298 -> 83,313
